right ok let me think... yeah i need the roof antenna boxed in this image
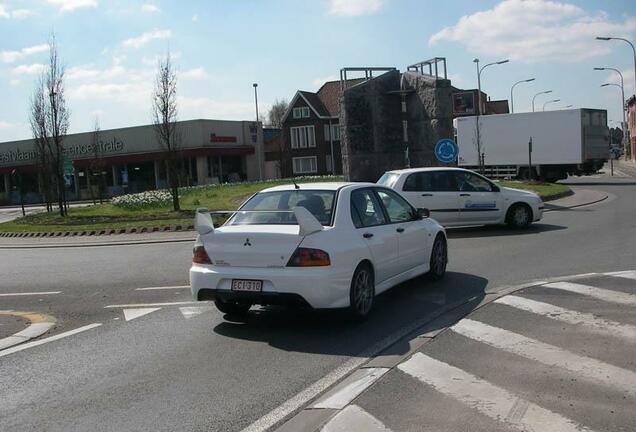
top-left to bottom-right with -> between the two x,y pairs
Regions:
293,179 -> 300,189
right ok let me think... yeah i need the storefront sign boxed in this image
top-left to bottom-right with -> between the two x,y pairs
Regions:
0,148 -> 38,164
210,134 -> 237,143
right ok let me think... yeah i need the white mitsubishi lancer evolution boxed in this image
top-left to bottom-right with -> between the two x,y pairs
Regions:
189,182 -> 447,320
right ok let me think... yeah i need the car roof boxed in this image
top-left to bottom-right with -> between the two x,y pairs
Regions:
260,182 -> 375,193
384,167 -> 471,175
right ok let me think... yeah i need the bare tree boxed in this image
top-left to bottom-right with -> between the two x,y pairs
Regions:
267,99 -> 289,177
43,34 -> 70,217
29,77 -> 54,212
267,99 -> 288,128
88,117 -> 106,204
152,52 -> 181,211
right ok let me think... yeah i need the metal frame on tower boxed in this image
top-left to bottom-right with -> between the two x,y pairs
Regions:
339,67 -> 397,91
406,57 -> 447,80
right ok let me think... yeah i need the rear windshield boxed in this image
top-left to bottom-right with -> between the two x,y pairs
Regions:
376,172 -> 400,188
227,190 -> 336,226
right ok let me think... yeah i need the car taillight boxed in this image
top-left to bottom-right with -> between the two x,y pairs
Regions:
192,246 -> 212,264
287,248 -> 331,267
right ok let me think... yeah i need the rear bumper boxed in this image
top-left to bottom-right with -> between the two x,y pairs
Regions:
189,264 -> 352,309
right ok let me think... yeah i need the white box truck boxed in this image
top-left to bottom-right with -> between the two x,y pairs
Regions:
454,109 -> 609,182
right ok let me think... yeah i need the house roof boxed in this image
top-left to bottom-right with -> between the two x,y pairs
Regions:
316,79 -> 365,116
298,91 -> 331,117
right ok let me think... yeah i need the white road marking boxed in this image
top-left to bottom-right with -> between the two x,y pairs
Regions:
605,270 -> 636,280
105,301 -> 203,308
321,405 -> 392,432
179,306 -> 214,319
452,319 -> 636,397
123,307 -> 161,321
0,291 -> 61,296
312,368 -> 389,409
135,285 -> 190,291
399,353 -> 596,432
0,323 -> 102,358
544,281 -> 636,306
495,295 -> 636,341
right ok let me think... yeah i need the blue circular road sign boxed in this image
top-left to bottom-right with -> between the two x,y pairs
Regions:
434,139 -> 458,164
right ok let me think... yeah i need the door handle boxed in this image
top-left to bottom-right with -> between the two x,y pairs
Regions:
421,193 -> 433,197
460,193 -> 471,197
396,227 -> 405,233
363,232 -> 374,239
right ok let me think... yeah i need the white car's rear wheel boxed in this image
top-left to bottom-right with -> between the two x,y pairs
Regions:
428,234 -> 447,280
214,299 -> 251,316
348,264 -> 374,320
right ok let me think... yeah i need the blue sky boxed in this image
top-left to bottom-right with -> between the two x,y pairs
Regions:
1,0 -> 635,141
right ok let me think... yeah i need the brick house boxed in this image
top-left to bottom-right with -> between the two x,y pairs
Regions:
627,95 -> 636,161
281,79 -> 363,176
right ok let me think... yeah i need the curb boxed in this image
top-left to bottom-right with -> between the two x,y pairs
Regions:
0,224 -> 195,239
268,270 -> 617,432
543,192 -> 609,213
541,188 -> 574,202
0,311 -> 56,351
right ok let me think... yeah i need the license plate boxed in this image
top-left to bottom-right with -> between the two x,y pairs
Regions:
231,279 -> 263,292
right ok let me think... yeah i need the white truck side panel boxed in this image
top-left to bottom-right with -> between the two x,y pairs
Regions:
456,110 -> 583,166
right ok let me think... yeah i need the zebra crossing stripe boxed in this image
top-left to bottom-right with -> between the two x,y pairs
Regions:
495,295 -> 636,341
606,270 -> 636,280
543,281 -> 636,306
452,319 -> 636,397
321,405 -> 392,432
399,353 -> 595,432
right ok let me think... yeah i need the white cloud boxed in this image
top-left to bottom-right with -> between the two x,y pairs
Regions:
141,51 -> 181,66
67,64 -> 127,81
178,96 -> 254,120
0,44 -> 48,63
0,5 -> 34,19
180,67 -> 208,80
0,120 -> 17,130
328,0 -> 383,16
122,29 -> 172,49
46,0 -> 98,12
429,0 -> 636,63
10,79 -> 21,86
12,63 -> 46,75
191,14 -> 198,22
602,69 -> 636,97
69,82 -> 152,105
141,3 -> 160,13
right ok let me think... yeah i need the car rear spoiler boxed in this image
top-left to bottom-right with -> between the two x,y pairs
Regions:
194,207 -> 323,237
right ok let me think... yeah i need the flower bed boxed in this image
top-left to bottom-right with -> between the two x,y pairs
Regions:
112,190 -> 173,210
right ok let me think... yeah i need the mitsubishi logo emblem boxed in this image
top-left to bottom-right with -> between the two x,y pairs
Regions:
243,238 -> 252,246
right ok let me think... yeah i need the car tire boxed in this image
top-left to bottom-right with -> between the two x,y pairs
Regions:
506,203 -> 532,229
214,299 -> 252,316
348,263 -> 375,320
427,234 -> 447,281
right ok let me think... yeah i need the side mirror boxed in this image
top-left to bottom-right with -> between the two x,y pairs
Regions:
416,208 -> 430,219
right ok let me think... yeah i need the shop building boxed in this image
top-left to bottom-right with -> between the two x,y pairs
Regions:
0,119 -> 264,205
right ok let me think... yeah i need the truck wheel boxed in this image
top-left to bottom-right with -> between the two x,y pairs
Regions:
506,204 -> 532,229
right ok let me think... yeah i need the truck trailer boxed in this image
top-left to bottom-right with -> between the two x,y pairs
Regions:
454,109 -> 609,182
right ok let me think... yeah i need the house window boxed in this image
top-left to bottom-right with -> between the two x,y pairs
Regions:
290,125 -> 316,149
326,154 -> 333,173
293,107 -> 310,119
292,156 -> 317,174
324,124 -> 341,141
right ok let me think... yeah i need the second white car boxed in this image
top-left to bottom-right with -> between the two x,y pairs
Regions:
378,167 -> 544,228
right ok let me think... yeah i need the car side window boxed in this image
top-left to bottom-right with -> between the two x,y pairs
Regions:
375,189 -> 415,223
403,172 -> 432,192
430,171 -> 458,192
350,189 -> 387,228
455,172 -> 493,192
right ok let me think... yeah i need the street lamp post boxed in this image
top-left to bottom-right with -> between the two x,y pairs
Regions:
542,99 -> 561,111
532,90 -> 553,112
510,78 -> 535,113
474,58 -> 509,115
595,67 -> 628,158
597,36 -> 636,161
252,83 -> 263,180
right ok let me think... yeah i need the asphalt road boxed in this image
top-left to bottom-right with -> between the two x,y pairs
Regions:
1,168 -> 635,432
